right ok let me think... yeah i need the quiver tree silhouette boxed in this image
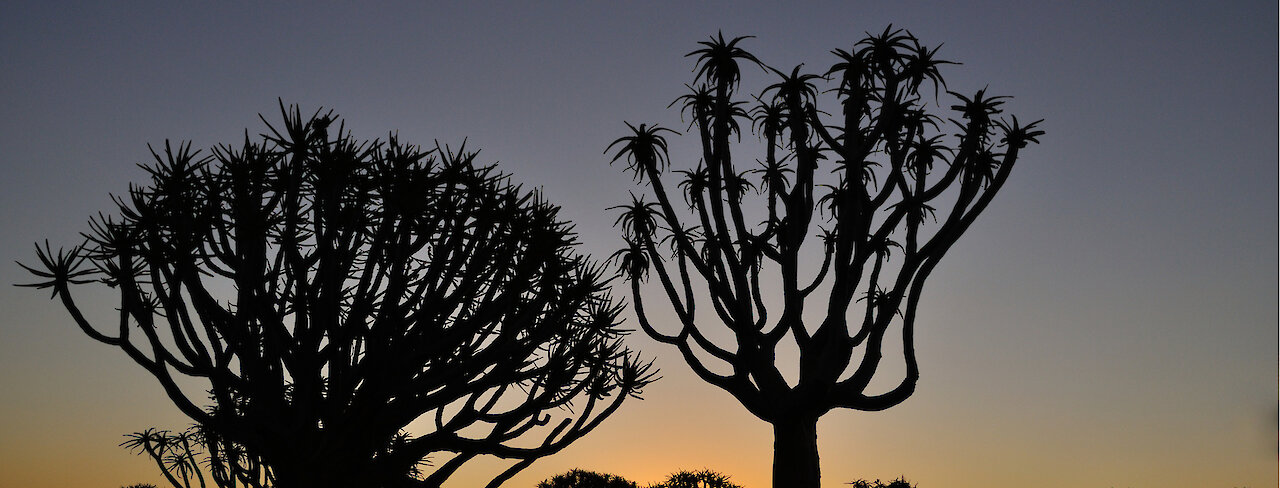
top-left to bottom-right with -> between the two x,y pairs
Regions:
121,426 -> 273,488
20,102 -> 655,488
607,29 -> 1041,488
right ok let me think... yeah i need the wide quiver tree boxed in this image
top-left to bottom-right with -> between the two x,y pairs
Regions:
21,103 -> 655,488
607,29 -> 1041,487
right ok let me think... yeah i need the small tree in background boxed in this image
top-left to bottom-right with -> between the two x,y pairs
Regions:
537,469 -> 640,488
847,477 -> 915,488
538,468 -> 741,488
121,425 -> 273,488
654,469 -> 743,488
22,103 -> 654,488
608,29 -> 1041,488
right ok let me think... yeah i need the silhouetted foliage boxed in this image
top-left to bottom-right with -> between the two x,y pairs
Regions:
847,477 -> 915,488
537,469 -> 639,488
537,468 -> 741,488
608,28 -> 1041,488
121,425 -> 272,488
122,484 -> 160,488
21,102 -> 655,488
653,469 -> 742,488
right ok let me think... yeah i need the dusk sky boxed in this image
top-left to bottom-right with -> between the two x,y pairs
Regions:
1,2 -> 1275,488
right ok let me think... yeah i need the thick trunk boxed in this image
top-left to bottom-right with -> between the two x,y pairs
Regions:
271,450 -> 369,488
772,415 -> 820,488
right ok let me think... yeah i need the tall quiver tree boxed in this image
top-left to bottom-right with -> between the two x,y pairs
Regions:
608,29 -> 1042,487
21,103 -> 655,488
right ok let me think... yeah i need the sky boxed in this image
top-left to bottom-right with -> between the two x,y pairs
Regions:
0,1 -> 1276,487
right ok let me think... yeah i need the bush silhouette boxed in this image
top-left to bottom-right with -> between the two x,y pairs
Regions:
21,102 -> 655,488
847,477 -> 915,488
537,469 -> 640,488
652,469 -> 742,488
538,468 -> 743,488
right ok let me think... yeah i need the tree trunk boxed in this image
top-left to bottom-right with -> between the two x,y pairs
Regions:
772,415 -> 820,488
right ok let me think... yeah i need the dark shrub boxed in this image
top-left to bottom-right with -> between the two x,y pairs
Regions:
848,477 -> 916,488
538,469 -> 639,488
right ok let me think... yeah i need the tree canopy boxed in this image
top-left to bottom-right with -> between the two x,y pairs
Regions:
608,28 -> 1041,487
23,103 -> 655,488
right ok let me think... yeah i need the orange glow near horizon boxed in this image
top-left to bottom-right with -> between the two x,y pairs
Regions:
5,347 -> 1274,488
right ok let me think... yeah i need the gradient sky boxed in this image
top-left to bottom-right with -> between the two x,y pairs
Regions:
1,2 -> 1275,487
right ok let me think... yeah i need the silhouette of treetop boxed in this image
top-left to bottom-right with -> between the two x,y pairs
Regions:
21,102 -> 655,488
608,27 -> 1042,488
